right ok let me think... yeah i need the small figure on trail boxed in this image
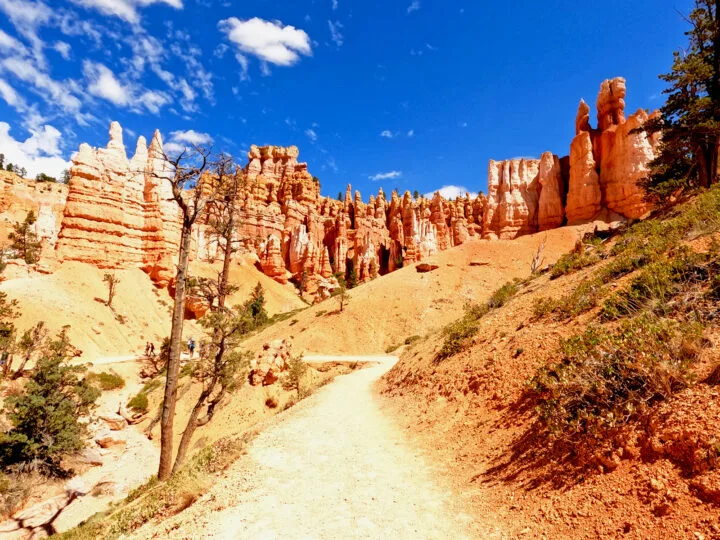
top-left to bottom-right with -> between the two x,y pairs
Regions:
148,342 -> 155,357
144,342 -> 151,357
188,338 -> 196,358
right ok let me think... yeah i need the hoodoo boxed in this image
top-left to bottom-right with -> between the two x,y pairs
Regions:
50,78 -> 657,294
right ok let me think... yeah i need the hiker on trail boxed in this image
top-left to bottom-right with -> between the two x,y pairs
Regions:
144,342 -> 151,357
188,338 -> 195,358
149,342 -> 155,356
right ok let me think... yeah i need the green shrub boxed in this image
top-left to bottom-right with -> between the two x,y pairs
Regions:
530,315 -> 703,447
283,354 -> 308,397
404,335 -> 422,345
88,371 -> 125,391
315,310 -> 327,317
548,279 -> 604,320
551,248 -> 602,279
601,249 -> 709,321
0,329 -> 100,475
128,393 -> 149,413
435,307 -> 486,361
486,280 -> 520,308
532,297 -> 557,319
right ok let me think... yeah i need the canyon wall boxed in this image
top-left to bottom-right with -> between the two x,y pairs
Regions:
45,77 -> 658,296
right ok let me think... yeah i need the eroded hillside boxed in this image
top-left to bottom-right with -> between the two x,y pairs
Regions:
380,187 -> 720,538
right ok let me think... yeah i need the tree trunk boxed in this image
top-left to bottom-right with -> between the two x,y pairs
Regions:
172,385 -> 212,473
11,353 -> 31,380
217,214 -> 235,310
158,220 -> 193,480
698,146 -> 712,189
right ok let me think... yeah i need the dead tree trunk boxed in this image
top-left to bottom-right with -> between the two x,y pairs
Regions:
158,219 -> 192,480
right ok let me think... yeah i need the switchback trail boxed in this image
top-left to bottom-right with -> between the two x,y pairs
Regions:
135,356 -> 486,539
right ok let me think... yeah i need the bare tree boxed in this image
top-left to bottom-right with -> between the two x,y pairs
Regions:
172,308 -> 250,471
206,156 -> 245,310
156,145 -> 215,481
172,164 -> 252,472
530,236 -> 547,274
103,272 -> 120,308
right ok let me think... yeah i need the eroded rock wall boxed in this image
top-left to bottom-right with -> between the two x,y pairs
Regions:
55,122 -> 181,286
49,77 -> 658,294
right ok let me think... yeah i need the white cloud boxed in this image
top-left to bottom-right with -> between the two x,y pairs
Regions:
0,122 -> 71,179
328,20 -> 343,47
219,17 -> 312,70
70,0 -> 183,25
380,130 -> 394,138
83,61 -> 130,106
425,185 -> 478,200
332,0 -> 338,9
407,129 -> 414,137
0,0 -> 53,63
0,77 -> 22,108
138,89 -> 170,114
162,141 -> 184,155
369,170 -> 402,181
305,128 -> 317,142
169,129 -> 213,145
52,40 -> 71,59
83,61 -> 170,114
0,29 -> 26,54
407,0 -> 420,13
2,57 -> 82,113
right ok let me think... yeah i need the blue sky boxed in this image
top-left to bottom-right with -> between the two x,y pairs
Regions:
0,0 -> 693,199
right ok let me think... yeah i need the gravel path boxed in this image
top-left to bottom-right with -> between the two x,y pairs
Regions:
135,357 -> 477,539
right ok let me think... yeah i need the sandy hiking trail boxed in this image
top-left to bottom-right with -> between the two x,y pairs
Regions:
135,356 -> 493,539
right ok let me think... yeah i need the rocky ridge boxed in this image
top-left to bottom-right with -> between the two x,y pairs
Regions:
43,77 -> 657,297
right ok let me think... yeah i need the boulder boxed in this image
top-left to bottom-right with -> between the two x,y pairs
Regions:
99,413 -> 127,431
416,263 -> 439,273
95,430 -> 127,448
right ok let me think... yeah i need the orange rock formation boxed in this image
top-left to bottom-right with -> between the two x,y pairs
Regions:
48,77 -> 657,293
55,122 -> 182,286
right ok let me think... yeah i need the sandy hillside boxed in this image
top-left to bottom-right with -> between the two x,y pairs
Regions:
239,225 -> 595,357
191,257 -> 306,315
379,227 -> 720,538
0,257 -> 305,361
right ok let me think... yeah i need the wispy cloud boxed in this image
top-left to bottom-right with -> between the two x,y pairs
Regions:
328,20 -> 343,47
407,129 -> 414,137
407,0 -> 420,13
380,130 -> 394,138
369,170 -> 402,181
72,0 -> 183,25
305,128 -> 317,142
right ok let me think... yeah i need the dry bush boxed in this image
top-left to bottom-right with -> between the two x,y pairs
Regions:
529,314 -> 705,457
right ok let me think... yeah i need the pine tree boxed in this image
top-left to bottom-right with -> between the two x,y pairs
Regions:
0,328 -> 100,476
244,282 -> 268,327
9,211 -> 42,264
644,0 -> 720,198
